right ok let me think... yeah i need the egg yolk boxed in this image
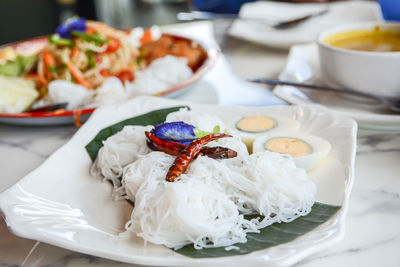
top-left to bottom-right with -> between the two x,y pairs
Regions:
236,116 -> 276,133
264,138 -> 312,157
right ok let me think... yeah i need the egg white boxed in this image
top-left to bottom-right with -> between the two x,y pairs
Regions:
252,131 -> 331,171
227,115 -> 300,152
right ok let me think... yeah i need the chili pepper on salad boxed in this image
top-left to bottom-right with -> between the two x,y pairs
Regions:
165,133 -> 232,182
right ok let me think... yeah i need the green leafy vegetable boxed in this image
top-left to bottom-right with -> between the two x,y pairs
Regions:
135,57 -> 143,66
71,31 -> 108,45
175,202 -> 340,258
0,55 -> 37,77
18,55 -> 36,73
0,60 -> 21,76
85,106 -> 189,161
86,51 -> 96,69
194,125 -> 221,139
48,34 -> 74,47
47,64 -> 66,72
47,66 -> 57,72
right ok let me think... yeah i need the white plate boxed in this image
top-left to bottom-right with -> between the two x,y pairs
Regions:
229,1 -> 382,49
0,96 -> 357,267
275,43 -> 400,131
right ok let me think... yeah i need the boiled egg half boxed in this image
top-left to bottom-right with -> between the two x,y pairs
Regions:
253,131 -> 331,171
227,115 -> 300,152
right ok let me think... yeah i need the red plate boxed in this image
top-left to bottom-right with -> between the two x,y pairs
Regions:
0,33 -> 219,126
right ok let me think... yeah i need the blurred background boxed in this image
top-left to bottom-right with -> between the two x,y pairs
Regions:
0,0 -> 182,44
3,0 -> 392,45
0,0 -> 194,45
1,0 -> 399,45
0,0 -> 397,82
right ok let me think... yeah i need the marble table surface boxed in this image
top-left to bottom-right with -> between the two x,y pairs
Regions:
1,23 -> 400,267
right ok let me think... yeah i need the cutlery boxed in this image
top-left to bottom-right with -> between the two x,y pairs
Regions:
249,78 -> 400,112
177,9 -> 329,29
27,102 -> 68,113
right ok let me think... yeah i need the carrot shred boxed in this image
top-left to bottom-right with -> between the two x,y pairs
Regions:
86,28 -> 95,34
140,29 -> 152,44
41,51 -> 55,81
71,45 -> 79,61
43,51 -> 55,66
67,62 -> 92,89
74,109 -> 83,127
38,60 -> 48,86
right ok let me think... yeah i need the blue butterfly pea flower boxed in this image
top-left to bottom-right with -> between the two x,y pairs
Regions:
151,122 -> 196,145
56,17 -> 87,38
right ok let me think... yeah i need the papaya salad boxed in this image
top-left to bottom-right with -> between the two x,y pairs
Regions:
0,17 -> 208,114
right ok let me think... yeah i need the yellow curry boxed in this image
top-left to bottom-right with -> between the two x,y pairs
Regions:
324,27 -> 400,52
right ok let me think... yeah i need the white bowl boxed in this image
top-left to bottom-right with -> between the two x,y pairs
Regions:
317,22 -> 400,98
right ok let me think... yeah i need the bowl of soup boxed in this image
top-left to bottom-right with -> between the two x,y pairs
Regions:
318,22 -> 400,98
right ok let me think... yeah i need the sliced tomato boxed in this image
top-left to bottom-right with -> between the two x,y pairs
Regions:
106,37 -> 121,53
117,70 -> 134,83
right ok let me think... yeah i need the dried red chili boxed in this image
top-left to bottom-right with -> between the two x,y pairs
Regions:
145,131 -> 237,159
165,133 -> 232,182
197,146 -> 237,159
145,131 -> 184,155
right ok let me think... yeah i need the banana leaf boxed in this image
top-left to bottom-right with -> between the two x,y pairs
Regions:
85,106 -> 188,161
175,202 -> 340,258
